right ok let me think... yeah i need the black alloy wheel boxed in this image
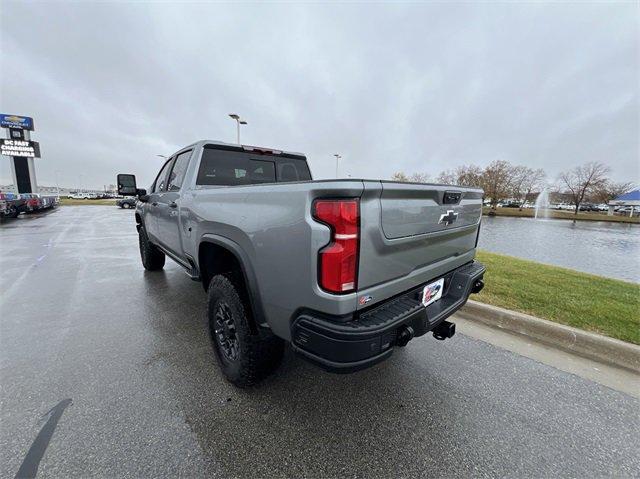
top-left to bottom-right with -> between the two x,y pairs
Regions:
213,301 -> 239,361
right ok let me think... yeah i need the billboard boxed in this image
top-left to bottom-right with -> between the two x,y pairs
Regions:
0,114 -> 34,131
0,139 -> 41,158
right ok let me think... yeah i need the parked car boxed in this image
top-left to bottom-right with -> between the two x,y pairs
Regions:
0,192 -> 21,218
556,203 -> 576,211
117,140 -> 486,387
70,193 -> 88,199
579,203 -> 601,212
19,193 -> 42,212
39,196 -> 59,210
116,197 -> 137,209
502,202 -> 521,208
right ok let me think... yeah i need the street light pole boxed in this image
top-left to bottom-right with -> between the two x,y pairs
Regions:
55,170 -> 60,198
229,113 -> 247,144
334,154 -> 341,178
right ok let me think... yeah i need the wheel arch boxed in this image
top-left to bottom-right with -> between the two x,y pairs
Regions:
198,235 -> 267,334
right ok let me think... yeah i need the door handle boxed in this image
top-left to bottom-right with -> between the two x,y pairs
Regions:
151,202 -> 158,206
169,201 -> 178,208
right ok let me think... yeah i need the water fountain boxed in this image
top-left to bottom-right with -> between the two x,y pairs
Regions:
534,187 -> 550,219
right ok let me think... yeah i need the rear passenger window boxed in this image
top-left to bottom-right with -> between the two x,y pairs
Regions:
197,149 -> 276,186
277,162 -> 300,182
167,150 -> 192,191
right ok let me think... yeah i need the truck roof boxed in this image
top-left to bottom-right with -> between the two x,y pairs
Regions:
173,140 -> 306,159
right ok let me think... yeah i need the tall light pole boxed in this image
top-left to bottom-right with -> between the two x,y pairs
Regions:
334,154 -> 341,178
229,113 -> 247,144
55,170 -> 60,198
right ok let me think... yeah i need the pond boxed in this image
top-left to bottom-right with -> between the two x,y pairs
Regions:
478,216 -> 640,283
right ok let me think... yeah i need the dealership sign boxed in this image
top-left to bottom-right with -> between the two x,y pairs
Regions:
0,114 -> 34,131
0,139 -> 41,158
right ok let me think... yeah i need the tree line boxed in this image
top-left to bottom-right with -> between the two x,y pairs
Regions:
391,160 -> 636,215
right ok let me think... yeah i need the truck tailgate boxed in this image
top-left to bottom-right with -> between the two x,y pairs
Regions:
357,181 -> 483,308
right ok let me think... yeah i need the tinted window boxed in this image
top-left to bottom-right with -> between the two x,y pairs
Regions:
278,162 -> 302,182
153,158 -> 174,193
196,148 -> 310,186
197,150 -> 276,186
167,150 -> 192,191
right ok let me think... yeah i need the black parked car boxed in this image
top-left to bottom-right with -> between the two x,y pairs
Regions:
116,197 -> 137,209
579,204 -> 597,211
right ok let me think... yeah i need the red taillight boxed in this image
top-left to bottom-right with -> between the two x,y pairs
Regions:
313,199 -> 360,294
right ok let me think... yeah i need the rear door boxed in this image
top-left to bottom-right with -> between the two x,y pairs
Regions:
357,181 -> 483,306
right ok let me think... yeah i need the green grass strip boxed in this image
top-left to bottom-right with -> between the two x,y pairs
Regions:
475,251 -> 640,345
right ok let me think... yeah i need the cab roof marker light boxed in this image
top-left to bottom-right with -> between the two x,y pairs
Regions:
242,145 -> 282,155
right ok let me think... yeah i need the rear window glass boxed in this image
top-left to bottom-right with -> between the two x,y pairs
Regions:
196,148 -> 310,186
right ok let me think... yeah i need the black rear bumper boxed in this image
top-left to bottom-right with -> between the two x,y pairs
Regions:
291,261 -> 485,373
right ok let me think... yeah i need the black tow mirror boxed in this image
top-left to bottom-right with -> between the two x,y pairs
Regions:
117,174 -> 137,196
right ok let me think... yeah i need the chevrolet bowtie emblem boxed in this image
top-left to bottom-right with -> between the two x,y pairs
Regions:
439,210 -> 458,226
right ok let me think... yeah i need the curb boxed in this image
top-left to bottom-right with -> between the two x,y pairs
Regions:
457,300 -> 640,373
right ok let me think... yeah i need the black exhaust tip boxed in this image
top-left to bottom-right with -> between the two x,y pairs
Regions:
471,279 -> 485,294
395,326 -> 414,347
433,321 -> 456,341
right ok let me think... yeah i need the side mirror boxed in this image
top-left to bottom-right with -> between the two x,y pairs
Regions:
117,174 -> 137,196
138,190 -> 149,202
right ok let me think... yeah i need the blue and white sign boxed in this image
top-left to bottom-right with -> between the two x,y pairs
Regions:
0,114 -> 34,131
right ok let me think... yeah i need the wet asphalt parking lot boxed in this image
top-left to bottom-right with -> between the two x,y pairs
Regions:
1,206 -> 639,478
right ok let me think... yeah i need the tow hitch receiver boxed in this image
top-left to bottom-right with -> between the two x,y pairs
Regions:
432,321 -> 456,341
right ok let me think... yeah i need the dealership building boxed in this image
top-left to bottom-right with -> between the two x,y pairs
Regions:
608,189 -> 640,217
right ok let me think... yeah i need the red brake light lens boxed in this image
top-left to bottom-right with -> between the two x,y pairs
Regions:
313,199 -> 360,293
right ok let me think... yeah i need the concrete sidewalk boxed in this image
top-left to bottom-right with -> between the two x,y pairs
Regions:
458,300 -> 640,373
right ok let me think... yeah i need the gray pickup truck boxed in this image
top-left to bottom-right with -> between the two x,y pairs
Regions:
118,140 -> 485,387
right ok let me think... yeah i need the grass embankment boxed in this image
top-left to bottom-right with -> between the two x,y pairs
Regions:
482,207 -> 639,224
59,198 -> 117,206
474,251 -> 640,344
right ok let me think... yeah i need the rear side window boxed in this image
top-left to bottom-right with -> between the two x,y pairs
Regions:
196,148 -> 310,186
197,154 -> 275,185
167,150 -> 192,191
153,158 -> 175,192
278,162 -> 302,182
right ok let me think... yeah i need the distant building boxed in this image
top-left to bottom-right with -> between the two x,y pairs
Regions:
608,189 -> 640,217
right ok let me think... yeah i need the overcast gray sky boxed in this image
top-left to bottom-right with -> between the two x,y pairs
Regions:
1,1 -> 638,189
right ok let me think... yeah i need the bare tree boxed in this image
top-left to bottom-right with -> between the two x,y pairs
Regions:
591,180 -> 636,204
391,171 -> 430,183
391,171 -> 409,182
437,169 -> 457,185
456,165 -> 483,187
409,172 -> 430,183
559,162 -> 611,215
511,166 -> 546,205
437,165 -> 483,187
480,160 -> 517,208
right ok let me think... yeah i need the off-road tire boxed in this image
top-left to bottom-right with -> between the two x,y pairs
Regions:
138,225 -> 165,271
207,274 -> 284,387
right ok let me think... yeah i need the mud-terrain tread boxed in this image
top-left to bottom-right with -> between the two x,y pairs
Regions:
139,225 -> 165,271
207,274 -> 284,387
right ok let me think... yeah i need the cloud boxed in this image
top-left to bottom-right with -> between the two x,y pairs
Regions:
1,1 -> 637,189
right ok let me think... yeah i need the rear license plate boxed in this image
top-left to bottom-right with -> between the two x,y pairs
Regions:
421,278 -> 444,307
